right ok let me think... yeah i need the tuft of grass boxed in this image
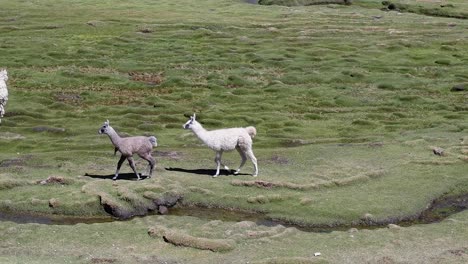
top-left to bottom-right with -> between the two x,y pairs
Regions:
148,225 -> 236,252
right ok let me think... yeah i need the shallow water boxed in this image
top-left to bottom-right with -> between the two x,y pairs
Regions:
1,194 -> 466,232
0,211 -> 113,225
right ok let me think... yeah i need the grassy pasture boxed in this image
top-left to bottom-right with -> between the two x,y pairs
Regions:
0,0 -> 467,263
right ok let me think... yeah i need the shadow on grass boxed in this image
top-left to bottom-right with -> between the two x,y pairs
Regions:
84,173 -> 149,181
165,167 -> 249,177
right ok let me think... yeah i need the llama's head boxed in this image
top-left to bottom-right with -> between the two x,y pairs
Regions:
183,114 -> 197,129
0,69 -> 8,81
98,120 -> 111,134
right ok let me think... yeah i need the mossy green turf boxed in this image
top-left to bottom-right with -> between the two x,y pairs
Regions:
0,0 -> 467,263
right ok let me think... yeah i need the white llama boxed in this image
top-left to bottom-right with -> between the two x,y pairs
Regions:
183,114 -> 258,177
0,69 -> 8,124
98,120 -> 157,181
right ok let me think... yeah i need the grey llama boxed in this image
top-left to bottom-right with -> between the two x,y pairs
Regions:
0,69 -> 8,124
98,120 -> 157,180
183,113 -> 258,177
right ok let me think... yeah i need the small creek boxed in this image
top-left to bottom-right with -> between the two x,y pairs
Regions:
1,194 -> 466,232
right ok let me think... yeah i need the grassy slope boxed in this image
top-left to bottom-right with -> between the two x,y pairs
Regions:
0,0 -> 467,263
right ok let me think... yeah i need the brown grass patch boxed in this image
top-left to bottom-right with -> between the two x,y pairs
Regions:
129,72 -> 163,85
90,258 -> 117,264
37,176 -> 73,185
268,154 -> 290,165
54,92 -> 82,105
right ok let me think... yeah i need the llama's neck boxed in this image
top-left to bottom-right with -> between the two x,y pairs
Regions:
106,126 -> 122,147
190,121 -> 210,144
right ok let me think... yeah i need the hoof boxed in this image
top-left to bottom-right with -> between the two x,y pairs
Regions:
252,174 -> 258,177
212,175 -> 218,178
233,170 -> 240,175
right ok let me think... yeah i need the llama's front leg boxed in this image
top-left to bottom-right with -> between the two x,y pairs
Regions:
114,155 -> 126,180
127,156 -> 140,180
246,149 -> 258,177
234,147 -> 247,175
218,150 -> 231,171
213,151 -> 223,177
0,104 -> 4,123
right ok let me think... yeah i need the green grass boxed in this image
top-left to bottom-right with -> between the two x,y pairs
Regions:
0,0 -> 467,263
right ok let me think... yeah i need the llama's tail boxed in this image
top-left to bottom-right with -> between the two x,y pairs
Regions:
245,126 -> 256,139
149,136 -> 158,147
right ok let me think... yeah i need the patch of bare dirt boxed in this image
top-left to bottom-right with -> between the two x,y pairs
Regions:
129,72 -> 163,85
54,92 -> 82,105
267,154 -> 289,165
90,258 -> 117,264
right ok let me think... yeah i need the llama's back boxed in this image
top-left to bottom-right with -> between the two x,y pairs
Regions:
119,136 -> 155,155
204,127 -> 253,151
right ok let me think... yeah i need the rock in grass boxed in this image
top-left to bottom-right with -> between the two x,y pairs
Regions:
387,224 -> 401,229
158,205 -> 168,215
49,198 -> 60,208
148,226 -> 235,252
432,147 -> 445,156
451,84 -> 466,92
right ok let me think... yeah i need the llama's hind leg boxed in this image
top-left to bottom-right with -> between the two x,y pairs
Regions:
213,151 -> 221,177
234,147 -> 247,175
127,156 -> 141,180
114,155 -> 126,180
246,149 -> 258,177
140,153 -> 155,178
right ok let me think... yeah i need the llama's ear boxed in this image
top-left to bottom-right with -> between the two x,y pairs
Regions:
192,113 -> 196,120
105,119 -> 109,126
